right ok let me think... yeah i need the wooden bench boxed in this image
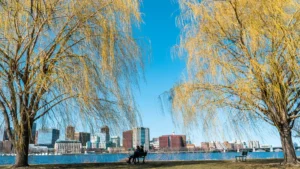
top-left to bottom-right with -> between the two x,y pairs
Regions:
133,151 -> 148,164
235,151 -> 248,162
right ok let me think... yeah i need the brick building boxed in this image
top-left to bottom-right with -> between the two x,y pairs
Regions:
159,135 -> 186,150
123,130 -> 133,150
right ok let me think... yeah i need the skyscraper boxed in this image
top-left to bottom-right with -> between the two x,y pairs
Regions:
74,132 -> 90,146
100,126 -> 110,142
65,126 -> 75,140
132,127 -> 150,151
123,130 -> 133,150
35,128 -> 60,148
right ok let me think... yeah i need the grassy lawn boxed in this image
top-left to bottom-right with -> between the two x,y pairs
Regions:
0,159 -> 300,169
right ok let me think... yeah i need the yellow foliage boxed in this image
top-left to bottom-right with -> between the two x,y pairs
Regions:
174,0 -> 300,138
0,0 -> 142,155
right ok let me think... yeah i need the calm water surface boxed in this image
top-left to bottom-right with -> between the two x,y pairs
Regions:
1,152 -> 300,165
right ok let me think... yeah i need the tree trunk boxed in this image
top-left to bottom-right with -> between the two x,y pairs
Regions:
279,124 -> 298,165
14,126 -> 30,167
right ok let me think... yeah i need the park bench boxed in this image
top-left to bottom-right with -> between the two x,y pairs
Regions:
133,151 -> 148,164
235,151 -> 248,162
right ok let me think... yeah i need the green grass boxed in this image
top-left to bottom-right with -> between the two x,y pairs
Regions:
1,159 -> 300,169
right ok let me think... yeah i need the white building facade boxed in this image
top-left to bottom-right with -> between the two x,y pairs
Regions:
132,127 -> 150,151
248,141 -> 260,148
54,140 -> 82,154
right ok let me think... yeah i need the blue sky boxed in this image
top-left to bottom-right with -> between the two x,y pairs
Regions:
133,0 -> 297,147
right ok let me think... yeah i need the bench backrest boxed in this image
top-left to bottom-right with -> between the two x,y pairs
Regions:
139,151 -> 147,157
242,151 -> 248,156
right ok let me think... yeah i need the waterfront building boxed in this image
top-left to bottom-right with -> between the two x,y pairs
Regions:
29,144 -> 48,154
201,142 -> 209,151
101,126 -> 110,142
248,140 -> 260,148
132,127 -> 150,151
111,136 -> 121,147
55,140 -> 82,154
65,126 -> 75,140
159,136 -> 169,149
74,132 -> 90,147
186,144 -> 196,150
215,141 -> 226,150
99,133 -> 108,149
159,134 -> 186,150
91,135 -> 100,143
234,143 -> 244,150
209,141 -> 216,151
150,138 -> 159,150
223,141 -> 234,150
123,130 -> 133,150
35,128 -> 60,148
90,135 -> 100,148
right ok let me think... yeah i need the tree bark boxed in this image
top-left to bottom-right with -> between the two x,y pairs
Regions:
14,125 -> 30,167
279,124 -> 298,165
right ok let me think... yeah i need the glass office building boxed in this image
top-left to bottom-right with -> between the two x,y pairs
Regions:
36,129 -> 60,148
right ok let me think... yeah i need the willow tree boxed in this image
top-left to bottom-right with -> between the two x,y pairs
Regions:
0,0 -> 142,167
172,0 -> 300,164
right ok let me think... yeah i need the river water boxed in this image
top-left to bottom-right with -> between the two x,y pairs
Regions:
0,152 -> 300,165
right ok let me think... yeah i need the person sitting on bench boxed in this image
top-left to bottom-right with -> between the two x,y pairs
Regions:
127,146 -> 140,164
133,146 -> 144,163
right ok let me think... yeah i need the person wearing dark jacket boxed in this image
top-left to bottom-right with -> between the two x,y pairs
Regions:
127,146 -> 140,164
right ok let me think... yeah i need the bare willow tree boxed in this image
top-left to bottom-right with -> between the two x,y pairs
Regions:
0,0 -> 143,167
172,0 -> 300,165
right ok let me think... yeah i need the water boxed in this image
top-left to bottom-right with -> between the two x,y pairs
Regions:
1,152 -> 300,165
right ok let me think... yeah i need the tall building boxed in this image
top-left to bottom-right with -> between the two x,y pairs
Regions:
111,136 -> 121,147
159,135 -> 186,150
30,123 -> 37,144
123,130 -> 133,150
65,126 -> 75,140
74,132 -> 90,146
35,128 -> 60,148
248,140 -> 260,149
132,127 -> 150,151
90,135 -> 100,149
100,126 -> 110,142
99,133 -> 108,149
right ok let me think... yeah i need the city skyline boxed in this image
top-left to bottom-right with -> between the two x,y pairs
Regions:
0,124 -> 284,148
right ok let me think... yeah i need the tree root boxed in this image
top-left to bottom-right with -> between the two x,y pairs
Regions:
280,160 -> 300,166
